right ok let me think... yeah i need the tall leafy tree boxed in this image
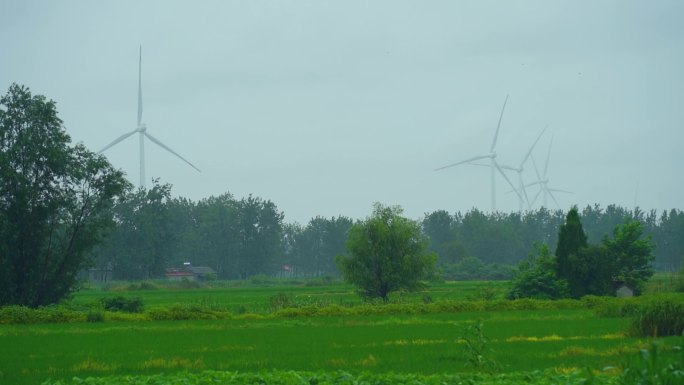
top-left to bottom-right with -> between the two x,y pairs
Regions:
0,84 -> 129,306
555,206 -> 588,280
601,220 -> 655,294
337,203 -> 436,302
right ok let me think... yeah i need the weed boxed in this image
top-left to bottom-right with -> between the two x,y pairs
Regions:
86,310 -> 105,323
269,292 -> 293,310
458,320 -> 500,373
618,340 -> 684,385
101,296 -> 144,313
628,299 -> 684,337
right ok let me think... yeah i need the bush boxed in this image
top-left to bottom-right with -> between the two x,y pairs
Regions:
628,299 -> 684,337
619,340 -> 684,384
86,310 -> 105,323
147,304 -> 227,321
269,292 -> 293,310
507,244 -> 570,300
442,257 -> 516,281
101,296 -> 144,313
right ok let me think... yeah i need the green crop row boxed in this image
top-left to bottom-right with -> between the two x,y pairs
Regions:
2,294 -> 683,325
39,369 -> 613,385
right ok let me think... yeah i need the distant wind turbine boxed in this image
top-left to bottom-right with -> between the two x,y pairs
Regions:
99,46 -> 201,189
435,95 -> 521,212
497,126 -> 547,211
526,135 -> 572,209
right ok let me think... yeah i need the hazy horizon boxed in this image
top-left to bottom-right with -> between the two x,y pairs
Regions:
2,1 -> 682,223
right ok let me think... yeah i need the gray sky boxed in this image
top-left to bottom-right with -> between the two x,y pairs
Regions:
2,1 -> 682,224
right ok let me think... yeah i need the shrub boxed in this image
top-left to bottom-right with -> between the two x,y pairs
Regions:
101,296 -> 144,313
269,292 -> 293,310
628,299 -> 684,337
147,304 -> 227,321
619,340 -> 684,384
0,305 -> 34,324
507,244 -> 569,300
86,310 -> 105,323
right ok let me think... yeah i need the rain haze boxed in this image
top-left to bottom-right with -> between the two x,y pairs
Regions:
2,0 -> 682,224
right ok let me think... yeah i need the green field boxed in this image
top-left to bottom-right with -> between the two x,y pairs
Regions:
0,279 -> 682,385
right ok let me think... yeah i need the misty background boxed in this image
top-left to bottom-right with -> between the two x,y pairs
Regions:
2,0 -> 682,224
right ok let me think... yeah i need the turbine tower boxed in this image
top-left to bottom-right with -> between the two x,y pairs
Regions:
99,46 -> 201,189
526,135 -> 572,209
435,95 -> 521,212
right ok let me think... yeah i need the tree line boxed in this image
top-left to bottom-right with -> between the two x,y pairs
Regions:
90,180 -> 684,282
2,84 -> 683,307
422,205 -> 684,272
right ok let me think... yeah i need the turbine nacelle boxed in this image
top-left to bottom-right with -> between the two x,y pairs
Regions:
435,94 -> 521,211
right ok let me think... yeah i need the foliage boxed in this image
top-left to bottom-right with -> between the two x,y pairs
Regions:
40,369 -> 613,385
283,216 -> 353,276
564,221 -> 655,298
555,206 -> 589,281
100,296 -> 143,313
337,204 -> 436,301
0,84 -> 129,307
618,340 -> 684,385
441,256 -> 515,281
628,299 -> 684,337
268,292 -> 293,310
602,221 -> 656,294
677,263 -> 684,293
459,320 -> 500,372
507,244 -> 569,299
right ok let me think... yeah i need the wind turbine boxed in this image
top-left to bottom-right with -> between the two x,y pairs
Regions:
435,95 -> 521,212
526,135 -> 572,209
497,126 -> 547,211
99,46 -> 201,189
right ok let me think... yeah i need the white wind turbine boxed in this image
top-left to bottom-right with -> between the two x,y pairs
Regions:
435,95 -> 521,212
526,135 -> 572,209
497,126 -> 547,211
99,46 -> 201,189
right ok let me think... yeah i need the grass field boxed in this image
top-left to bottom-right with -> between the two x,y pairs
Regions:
0,278 -> 682,385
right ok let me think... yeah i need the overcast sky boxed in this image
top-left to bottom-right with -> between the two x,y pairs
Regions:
2,1 -> 682,224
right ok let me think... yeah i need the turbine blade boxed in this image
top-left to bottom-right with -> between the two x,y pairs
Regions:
543,134 -> 554,177
520,125 -> 547,168
548,188 -> 573,194
531,188 -> 543,207
490,94 -> 509,153
548,189 -> 562,210
495,161 -> 522,200
144,132 -> 201,172
435,154 -> 491,171
495,163 -> 518,172
138,45 -> 143,127
98,129 -> 138,153
519,174 -> 531,209
521,183 -> 531,209
530,155 -> 542,181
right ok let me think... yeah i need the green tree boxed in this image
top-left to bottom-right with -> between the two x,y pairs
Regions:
555,206 -> 588,280
0,84 -> 129,306
507,244 -> 569,300
601,220 -> 654,294
336,203 -> 436,302
562,220 -> 654,298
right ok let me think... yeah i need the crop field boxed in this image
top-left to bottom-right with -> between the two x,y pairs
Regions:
0,279 -> 682,385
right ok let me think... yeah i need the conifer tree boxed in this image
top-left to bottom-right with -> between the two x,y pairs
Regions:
555,206 -> 588,280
